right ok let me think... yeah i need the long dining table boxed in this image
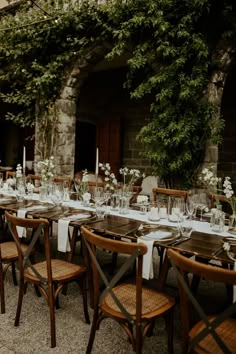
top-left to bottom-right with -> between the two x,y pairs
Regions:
0,190 -> 236,281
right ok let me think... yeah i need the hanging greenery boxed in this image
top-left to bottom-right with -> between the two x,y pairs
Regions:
0,0 -> 235,186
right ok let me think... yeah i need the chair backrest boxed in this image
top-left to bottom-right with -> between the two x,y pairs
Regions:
5,211 -> 52,285
87,181 -> 106,193
53,177 -> 72,189
74,171 -> 104,183
207,192 -> 232,213
27,174 -> 42,188
81,226 -> 147,321
6,171 -> 16,179
167,248 -> 236,353
141,176 -> 159,199
152,187 -> 188,203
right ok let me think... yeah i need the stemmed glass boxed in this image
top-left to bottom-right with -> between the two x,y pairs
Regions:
197,192 -> 210,221
92,187 -> 104,204
73,177 -> 81,200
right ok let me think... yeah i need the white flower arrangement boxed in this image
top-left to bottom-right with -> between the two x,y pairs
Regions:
137,195 -> 149,204
16,164 -> 23,178
37,156 -> 55,183
78,169 -> 90,195
119,167 -> 144,190
99,162 -> 117,190
82,192 -> 91,202
198,166 -> 221,192
199,166 -> 236,214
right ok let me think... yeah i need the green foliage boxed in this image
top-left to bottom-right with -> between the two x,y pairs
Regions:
0,0 -> 235,186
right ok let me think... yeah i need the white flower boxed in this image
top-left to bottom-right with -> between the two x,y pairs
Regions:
99,162 -> 117,190
83,192 -> 91,202
37,156 -> 55,182
137,195 -> 148,204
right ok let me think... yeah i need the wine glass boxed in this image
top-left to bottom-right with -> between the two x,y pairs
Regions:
92,187 -> 104,204
197,192 -> 210,221
169,196 -> 185,222
73,177 -> 81,200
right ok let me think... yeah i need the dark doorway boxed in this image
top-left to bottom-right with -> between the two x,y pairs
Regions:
74,121 -> 96,173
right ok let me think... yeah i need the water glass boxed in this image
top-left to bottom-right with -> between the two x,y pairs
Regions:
96,201 -> 107,218
180,218 -> 193,238
148,203 -> 160,221
16,185 -> 25,202
119,196 -> 129,215
168,196 -> 185,222
39,186 -> 48,202
110,193 -> 119,211
51,183 -> 63,206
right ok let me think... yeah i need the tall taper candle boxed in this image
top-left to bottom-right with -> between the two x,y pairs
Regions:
95,147 -> 99,175
23,146 -> 26,175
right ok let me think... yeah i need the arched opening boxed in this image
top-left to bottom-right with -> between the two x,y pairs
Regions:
218,62 -> 236,186
74,121 -> 96,173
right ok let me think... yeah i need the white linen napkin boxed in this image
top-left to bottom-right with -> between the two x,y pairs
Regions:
144,230 -> 172,240
17,209 -> 27,238
58,219 -> 71,252
137,238 -> 154,280
57,214 -> 91,253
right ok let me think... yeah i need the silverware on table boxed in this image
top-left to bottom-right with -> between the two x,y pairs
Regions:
167,237 -> 189,247
212,246 -> 223,257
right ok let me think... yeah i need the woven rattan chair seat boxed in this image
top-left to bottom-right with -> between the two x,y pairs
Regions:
25,259 -> 86,282
1,242 -> 28,260
102,283 -> 175,318
189,316 -> 236,353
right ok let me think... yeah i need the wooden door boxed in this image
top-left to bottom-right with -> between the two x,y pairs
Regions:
96,117 -> 122,178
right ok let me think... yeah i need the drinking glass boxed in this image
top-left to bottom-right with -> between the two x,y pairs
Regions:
93,187 -> 104,204
51,183 -> 63,207
180,218 -> 193,238
197,192 -> 210,221
110,193 -> 119,211
16,184 -> 25,202
73,177 -> 81,200
96,200 -> 107,218
168,196 -> 185,222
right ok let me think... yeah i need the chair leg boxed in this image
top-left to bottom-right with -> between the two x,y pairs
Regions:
14,279 -> 25,326
165,309 -> 174,354
48,284 -> 56,348
54,284 -> 60,309
77,276 -> 90,324
0,262 -> 5,314
11,263 -> 18,286
86,307 -> 99,354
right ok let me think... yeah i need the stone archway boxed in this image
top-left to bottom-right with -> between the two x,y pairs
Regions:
34,43 -> 112,177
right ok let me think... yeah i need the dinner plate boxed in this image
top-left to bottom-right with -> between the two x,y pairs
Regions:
227,228 -> 236,235
135,225 -> 179,243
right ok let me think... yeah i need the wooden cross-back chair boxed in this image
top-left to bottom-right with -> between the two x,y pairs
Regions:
6,171 -> 16,180
151,187 -> 189,274
152,187 -> 188,203
0,238 -> 31,313
5,211 -> 90,348
167,248 -> 236,354
81,225 -> 175,354
53,176 -> 73,189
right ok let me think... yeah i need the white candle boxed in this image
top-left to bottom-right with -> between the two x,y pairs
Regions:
95,147 -> 99,175
23,146 -> 26,174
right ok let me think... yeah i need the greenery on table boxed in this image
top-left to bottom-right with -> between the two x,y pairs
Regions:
0,0 -> 235,187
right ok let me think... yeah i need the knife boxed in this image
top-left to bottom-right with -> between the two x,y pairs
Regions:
168,237 -> 189,247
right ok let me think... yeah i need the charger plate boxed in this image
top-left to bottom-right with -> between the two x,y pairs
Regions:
135,225 -> 180,243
